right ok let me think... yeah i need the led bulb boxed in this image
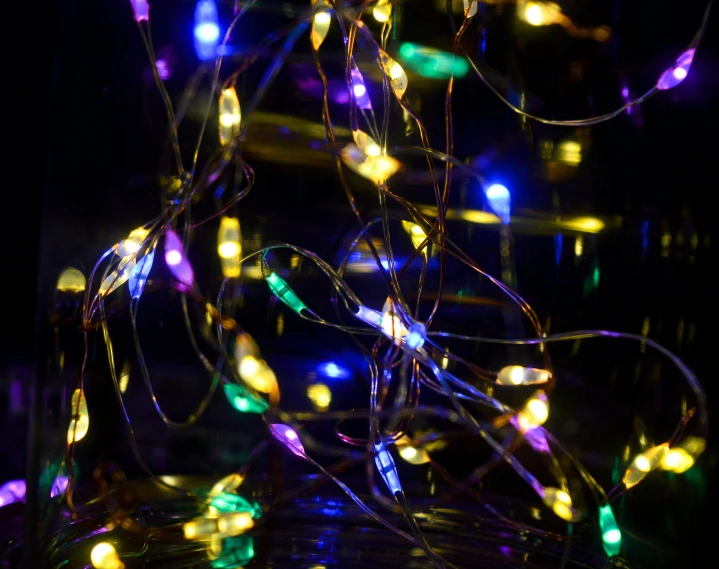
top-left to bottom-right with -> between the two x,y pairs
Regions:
352,129 -> 381,157
56,267 -> 86,292
217,216 -> 241,278
401,220 -> 429,252
374,442 -> 402,494
265,271 -> 307,315
218,88 -> 241,146
238,356 -> 277,393
194,0 -> 220,61
116,227 -> 149,258
523,2 -> 561,26
209,473 -> 245,498
657,49 -> 695,90
307,383 -> 332,411
622,444 -> 669,488
99,257 -> 136,297
183,517 -> 219,540
216,512 -> 254,536
463,0 -> 477,18
496,365 -> 551,386
378,50 -> 408,99
128,250 -> 154,299
373,0 -> 392,23
541,487 -> 580,522
270,423 -> 305,457
130,0 -> 149,22
516,390 -> 549,432
396,436 -> 431,465
90,543 -> 124,569
164,228 -> 195,286
485,183 -> 511,224
67,388 -> 89,445
311,2 -> 332,51
224,382 -> 269,413
599,504 -> 621,556
351,66 -> 372,110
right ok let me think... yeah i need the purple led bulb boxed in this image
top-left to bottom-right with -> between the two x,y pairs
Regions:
657,49 -> 695,90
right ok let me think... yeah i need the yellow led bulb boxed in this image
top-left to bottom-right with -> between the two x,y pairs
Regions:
217,216 -> 241,278
352,129 -> 381,157
378,50 -> 408,99
516,390 -> 549,432
373,0 -> 392,23
541,487 -> 580,522
311,1 -> 332,51
622,443 -> 668,488
116,227 -> 149,258
67,388 -> 89,444
496,365 -> 551,386
219,87 -> 241,146
90,543 -> 124,569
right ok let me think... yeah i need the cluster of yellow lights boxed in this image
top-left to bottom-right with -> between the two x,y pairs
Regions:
623,436 -> 705,488
217,216 -> 242,278
67,388 -> 89,445
340,142 -> 401,185
90,543 -> 124,569
516,390 -> 549,432
541,487 -> 580,522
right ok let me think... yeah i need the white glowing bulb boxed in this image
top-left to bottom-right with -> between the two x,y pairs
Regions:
166,250 -> 182,265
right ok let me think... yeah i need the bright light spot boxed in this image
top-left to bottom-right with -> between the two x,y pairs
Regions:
525,4 -> 544,26
604,529 -> 621,544
486,183 -> 509,200
389,62 -> 404,80
239,356 -> 260,378
91,542 -> 123,569
510,367 -> 525,385
307,383 -> 332,410
194,22 -> 220,42
165,250 -> 182,266
314,11 -> 331,25
353,83 -> 367,97
673,67 -> 688,80
635,455 -> 650,472
218,242 -> 240,258
318,362 -> 350,379
156,59 -> 170,80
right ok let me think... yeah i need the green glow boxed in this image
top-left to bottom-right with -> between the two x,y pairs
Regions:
265,272 -> 307,315
211,535 -> 255,569
210,492 -> 262,519
398,42 -> 469,80
223,383 -> 269,414
599,504 -> 622,557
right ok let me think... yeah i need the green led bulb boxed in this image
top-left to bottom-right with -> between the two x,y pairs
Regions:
209,491 -> 262,518
398,42 -> 469,80
599,504 -> 622,557
211,535 -> 255,569
265,271 -> 307,315
223,383 -> 269,414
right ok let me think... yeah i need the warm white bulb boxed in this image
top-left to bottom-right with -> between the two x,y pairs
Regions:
314,11 -> 331,25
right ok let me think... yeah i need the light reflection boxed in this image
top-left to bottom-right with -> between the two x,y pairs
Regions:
318,361 -> 350,379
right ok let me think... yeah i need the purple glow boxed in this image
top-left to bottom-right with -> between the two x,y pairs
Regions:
351,67 -> 372,110
657,49 -> 695,90
0,480 -> 26,507
511,416 -> 551,453
130,0 -> 149,21
164,229 -> 195,286
156,59 -> 171,80
269,424 -> 305,457
50,476 -> 69,498
621,86 -> 629,98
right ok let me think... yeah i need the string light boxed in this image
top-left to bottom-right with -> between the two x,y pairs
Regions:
62,2 -> 714,566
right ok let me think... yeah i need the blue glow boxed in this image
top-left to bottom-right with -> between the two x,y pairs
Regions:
485,183 -> 511,224
129,250 -> 155,299
554,234 -> 563,266
641,221 -> 649,250
406,322 -> 426,349
380,260 -> 390,270
318,362 -> 350,379
194,0 -> 220,61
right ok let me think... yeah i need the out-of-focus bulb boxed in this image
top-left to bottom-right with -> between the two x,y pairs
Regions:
307,383 -> 332,411
270,423 -> 305,457
67,388 -> 89,445
396,436 -> 431,465
353,130 -> 381,157
463,0 -> 477,18
622,443 -> 668,488
183,517 -> 219,540
56,267 -> 86,292
516,390 -> 549,432
401,220 -> 429,252
217,216 -> 241,278
194,0 -> 220,61
351,66 -> 372,110
658,436 -> 705,473
90,542 -> 124,569
373,0 -> 392,23
238,356 -> 277,393
340,143 -> 401,184
497,365 -> 551,386
523,2 -> 561,26
406,322 -> 427,349
218,88 -> 241,146
541,487 -> 580,521
216,512 -> 254,535
485,183 -> 511,224
130,0 -> 149,22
